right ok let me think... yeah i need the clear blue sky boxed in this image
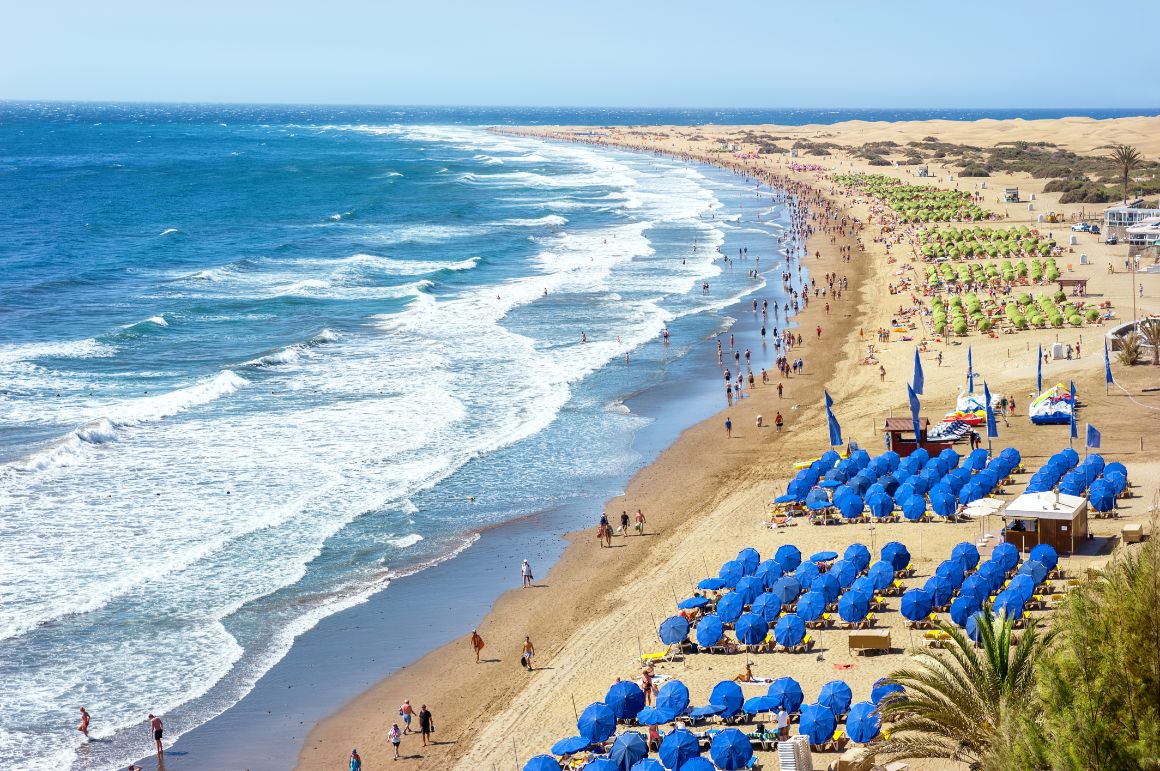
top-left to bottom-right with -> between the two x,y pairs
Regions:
3,0 -> 1157,106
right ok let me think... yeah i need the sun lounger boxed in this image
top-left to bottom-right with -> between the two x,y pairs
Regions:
641,646 -> 679,664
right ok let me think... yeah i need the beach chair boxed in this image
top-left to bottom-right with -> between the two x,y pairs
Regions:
641,645 -> 678,665
870,595 -> 886,612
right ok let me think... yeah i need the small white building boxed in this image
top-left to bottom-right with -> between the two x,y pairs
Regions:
1126,216 -> 1160,246
1104,202 -> 1158,235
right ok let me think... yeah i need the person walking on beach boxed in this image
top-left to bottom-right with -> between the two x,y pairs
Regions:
777,706 -> 790,740
350,748 -> 363,771
418,705 -> 434,747
879,365 -> 886,382
620,510 -> 630,537
147,713 -> 164,755
77,707 -> 90,740
388,723 -> 402,760
521,636 -> 536,670
521,559 -> 534,588
775,412 -> 784,432
725,416 -> 732,437
470,629 -> 485,663
777,382 -> 783,398
399,699 -> 414,734
635,508 -> 646,535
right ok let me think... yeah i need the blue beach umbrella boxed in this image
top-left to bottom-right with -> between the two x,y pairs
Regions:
658,729 -> 700,770
1103,461 -> 1127,479
900,588 -> 932,621
774,613 -> 806,647
633,707 -> 667,726
901,495 -> 926,521
734,575 -> 763,605
867,492 -> 893,519
924,575 -> 954,606
844,543 -> 872,572
868,560 -> 894,591
697,577 -> 727,591
552,736 -> 591,755
677,595 -> 709,610
774,544 -> 802,572
965,612 -> 984,643
959,575 -> 989,606
846,701 -> 881,744
715,592 -> 744,623
718,560 -> 744,588
771,575 -> 802,605
525,755 -> 562,771
658,616 -> 690,645
795,591 -> 826,621
688,704 -> 723,719
950,594 -> 982,627
709,729 -> 753,770
851,576 -> 875,598
657,680 -> 690,717
936,560 -> 965,589
767,677 -> 804,712
958,482 -> 985,505
975,468 -> 1000,494
709,681 -> 745,717
1089,479 -> 1116,512
606,681 -> 646,721
743,695 -> 779,715
736,547 -> 761,575
671,759 -> 713,771
751,592 -> 782,623
1018,559 -> 1049,585
794,560 -> 820,584
881,542 -> 910,572
806,488 -> 831,511
1007,575 -> 1035,603
871,679 -> 905,705
734,613 -> 768,646
817,680 -> 853,716
831,559 -> 858,588
992,542 -> 1019,572
1028,544 -> 1057,571
810,550 -> 839,562
951,542 -> 981,571
976,561 -> 1005,592
992,592 -> 1025,621
811,573 -> 840,604
578,702 -> 616,743
695,614 -> 724,648
798,703 -> 837,745
866,482 -> 887,501
628,757 -> 663,771
755,559 -> 783,586
837,493 -> 864,519
931,490 -> 957,517
838,592 -> 869,623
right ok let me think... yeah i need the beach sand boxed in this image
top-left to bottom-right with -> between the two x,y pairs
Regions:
299,115 -> 1160,771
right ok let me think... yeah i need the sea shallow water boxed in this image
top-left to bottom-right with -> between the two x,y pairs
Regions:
0,106 -> 799,770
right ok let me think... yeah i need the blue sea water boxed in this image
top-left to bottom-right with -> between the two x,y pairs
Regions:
0,105 -> 803,770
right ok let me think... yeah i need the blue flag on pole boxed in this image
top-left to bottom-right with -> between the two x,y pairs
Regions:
967,346 -> 974,394
1086,423 -> 1101,449
1069,381 -> 1078,440
1036,344 -> 1043,395
907,383 -> 921,444
1104,340 -> 1114,385
912,347 -> 924,395
824,390 -> 842,447
983,381 -> 998,440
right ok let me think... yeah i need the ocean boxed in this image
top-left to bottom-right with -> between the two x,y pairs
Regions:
0,103 -> 1152,771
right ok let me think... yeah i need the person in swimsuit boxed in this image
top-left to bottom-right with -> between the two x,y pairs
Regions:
634,509 -> 646,535
521,636 -> 536,670
77,707 -> 90,739
147,714 -> 163,755
470,630 -> 485,663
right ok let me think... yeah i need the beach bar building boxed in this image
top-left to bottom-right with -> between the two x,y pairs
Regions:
882,417 -> 955,458
1104,202 -> 1158,236
1000,491 -> 1089,555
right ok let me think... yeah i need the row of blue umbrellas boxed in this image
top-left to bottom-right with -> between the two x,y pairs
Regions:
1024,450 -> 1126,512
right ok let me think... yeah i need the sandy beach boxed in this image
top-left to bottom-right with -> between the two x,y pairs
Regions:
298,115 -> 1160,771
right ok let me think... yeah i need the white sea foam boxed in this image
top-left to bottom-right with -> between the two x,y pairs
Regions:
159,227 -> 181,236
503,215 -> 568,227
387,534 -> 424,548
339,253 -> 479,276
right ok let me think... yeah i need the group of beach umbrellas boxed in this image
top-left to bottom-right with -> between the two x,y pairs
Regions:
1024,449 -> 1126,513
779,446 -> 1021,521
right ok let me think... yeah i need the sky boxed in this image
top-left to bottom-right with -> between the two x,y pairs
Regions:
2,0 -> 1158,107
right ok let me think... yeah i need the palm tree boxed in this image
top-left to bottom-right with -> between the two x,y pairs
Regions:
876,611 -> 1054,770
1138,319 -> 1160,365
1109,145 -> 1143,204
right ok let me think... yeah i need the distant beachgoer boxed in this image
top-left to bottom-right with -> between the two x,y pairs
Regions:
400,699 -> 414,734
725,417 -> 732,437
521,637 -> 536,670
777,382 -> 783,398
733,662 -> 755,683
635,509 -> 646,535
419,705 -> 434,746
389,724 -> 402,759
777,707 -> 790,740
147,714 -> 163,754
640,668 -> 655,705
471,630 -> 485,662
879,365 -> 886,382
521,559 -> 534,588
350,748 -> 362,771
775,412 -> 784,432
77,707 -> 90,739
620,510 -> 630,536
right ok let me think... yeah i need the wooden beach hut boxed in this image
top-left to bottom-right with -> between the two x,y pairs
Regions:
882,417 -> 955,458
1000,491 -> 1089,555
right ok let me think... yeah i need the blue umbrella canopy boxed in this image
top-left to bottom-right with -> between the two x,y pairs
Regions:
992,592 -> 1025,621
795,591 -> 826,622
966,448 -> 989,471
734,613 -> 769,646
975,468 -> 1000,494
867,492 -> 893,518
881,541 -> 911,572
774,493 -> 801,504
951,542 -> 981,571
1007,575 -> 1035,603
578,702 -> 616,743
992,542 -> 1019,572
774,544 -> 802,572
924,575 -> 954,606
750,592 -> 782,623
965,611 -> 984,643
656,680 -> 690,717
806,488 -> 832,510
811,573 -> 840,604
658,729 -> 700,770
736,547 -> 761,575
881,450 -> 901,470
734,575 -> 763,605
1089,479 -> 1116,511
552,736 -> 591,755
866,482 -> 887,500
709,681 -> 745,717
606,681 -> 647,721
629,760 -> 664,771
1018,559 -> 1049,585
658,616 -> 690,645
931,490 -> 957,517
709,729 -> 753,770
695,614 -> 724,648
767,676 -> 804,712
771,575 -> 802,604
688,704 -> 723,719
844,543 -> 872,572
936,560 -> 965,589
899,587 -> 932,621
1058,447 -> 1080,468
950,593 -> 982,627
846,701 -> 882,744
794,560 -> 820,584
633,707 -> 667,726
851,576 -> 875,598
817,680 -> 853,716
837,492 -> 865,519
901,494 -> 926,521
715,592 -> 744,623
774,613 -> 806,647
838,591 -> 869,623
718,560 -> 744,588
871,679 -> 905,705
976,560 -> 1005,592
525,754 -> 562,771
831,559 -> 858,588
959,575 -> 989,606
697,577 -> 727,591
868,560 -> 894,591
743,695 -> 779,714
810,550 -> 839,562
671,759 -> 714,771
755,559 -> 783,585
677,595 -> 710,610
1103,461 -> 1127,479
798,703 -> 837,745
958,483 -> 984,505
